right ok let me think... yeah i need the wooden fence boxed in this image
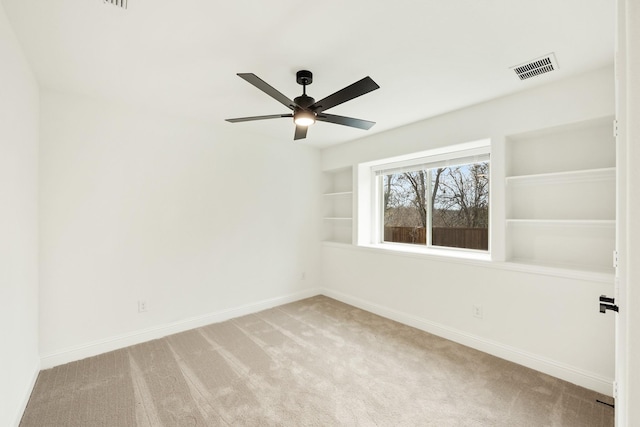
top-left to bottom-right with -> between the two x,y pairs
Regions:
384,226 -> 488,250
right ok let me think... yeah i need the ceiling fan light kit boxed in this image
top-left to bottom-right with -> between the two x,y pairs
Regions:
226,70 -> 379,140
293,110 -> 316,126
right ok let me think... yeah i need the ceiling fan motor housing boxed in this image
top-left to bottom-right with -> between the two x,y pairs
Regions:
294,95 -> 315,109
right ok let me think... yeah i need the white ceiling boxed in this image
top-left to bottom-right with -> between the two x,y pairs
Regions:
2,0 -> 614,148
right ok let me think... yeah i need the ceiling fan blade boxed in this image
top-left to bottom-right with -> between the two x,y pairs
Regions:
226,114 -> 292,123
310,76 -> 379,113
294,125 -> 308,140
237,73 -> 296,110
316,113 -> 376,130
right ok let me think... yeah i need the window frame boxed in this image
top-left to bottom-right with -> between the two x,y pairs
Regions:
359,139 -> 492,260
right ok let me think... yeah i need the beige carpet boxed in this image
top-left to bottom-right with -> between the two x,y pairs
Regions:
21,296 -> 614,426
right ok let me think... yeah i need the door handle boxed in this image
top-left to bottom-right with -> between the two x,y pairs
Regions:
599,295 -> 619,313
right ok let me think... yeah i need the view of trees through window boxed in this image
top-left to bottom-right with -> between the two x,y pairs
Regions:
382,161 -> 489,250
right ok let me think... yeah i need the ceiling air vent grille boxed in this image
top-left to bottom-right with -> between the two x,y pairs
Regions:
511,53 -> 558,80
103,0 -> 127,9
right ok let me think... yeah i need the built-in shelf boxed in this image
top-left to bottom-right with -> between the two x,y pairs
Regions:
506,219 -> 615,227
506,167 -> 615,185
323,167 -> 354,245
505,117 -> 616,274
505,259 -> 615,278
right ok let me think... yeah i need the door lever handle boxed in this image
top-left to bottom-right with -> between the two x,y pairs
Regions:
599,295 -> 619,313
600,303 -> 619,313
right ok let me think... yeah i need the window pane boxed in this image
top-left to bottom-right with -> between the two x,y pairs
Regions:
382,171 -> 428,245
431,162 -> 489,250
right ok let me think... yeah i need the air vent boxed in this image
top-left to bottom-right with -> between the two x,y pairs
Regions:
103,0 -> 127,9
511,53 -> 558,80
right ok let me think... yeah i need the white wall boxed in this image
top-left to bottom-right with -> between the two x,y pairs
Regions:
321,66 -> 617,395
0,3 -> 40,426
39,90 -> 321,366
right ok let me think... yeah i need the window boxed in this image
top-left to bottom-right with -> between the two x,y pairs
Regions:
367,142 -> 490,254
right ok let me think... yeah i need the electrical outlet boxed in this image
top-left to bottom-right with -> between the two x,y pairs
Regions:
138,300 -> 148,313
300,271 -> 306,280
473,304 -> 483,319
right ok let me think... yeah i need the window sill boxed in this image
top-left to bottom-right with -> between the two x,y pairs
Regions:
358,242 -> 492,263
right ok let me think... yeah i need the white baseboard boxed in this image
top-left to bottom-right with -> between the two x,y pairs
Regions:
38,286 -> 613,396
40,288 -> 321,369
13,360 -> 40,427
322,288 -> 614,397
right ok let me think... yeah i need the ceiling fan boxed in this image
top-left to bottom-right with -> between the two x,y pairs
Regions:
225,70 -> 380,140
